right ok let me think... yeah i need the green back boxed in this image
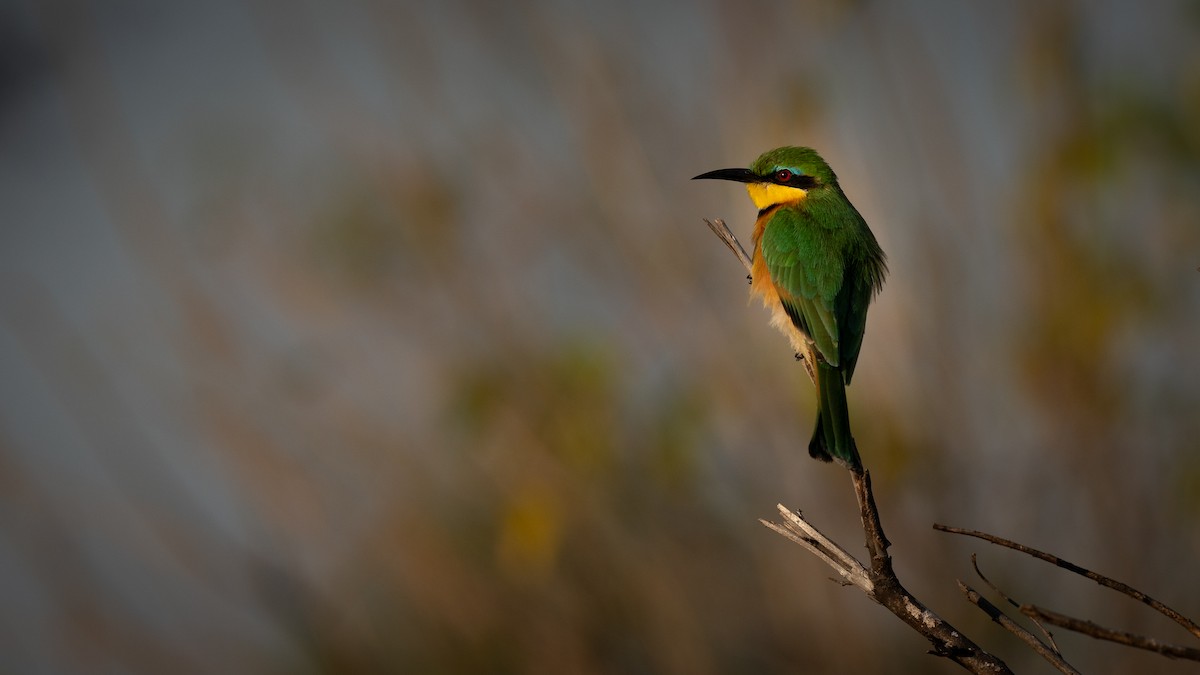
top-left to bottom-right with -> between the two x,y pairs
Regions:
758,186 -> 886,383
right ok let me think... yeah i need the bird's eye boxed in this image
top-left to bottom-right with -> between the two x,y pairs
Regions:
775,169 -> 793,183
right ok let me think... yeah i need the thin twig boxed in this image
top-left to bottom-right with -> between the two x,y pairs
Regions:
957,581 -> 1081,675
934,524 -> 1200,640
1020,605 -> 1200,662
703,218 -> 753,273
760,505 -> 873,592
701,217 -> 811,384
969,554 -> 1060,653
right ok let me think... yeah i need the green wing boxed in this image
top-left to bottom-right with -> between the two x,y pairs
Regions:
759,207 -> 844,368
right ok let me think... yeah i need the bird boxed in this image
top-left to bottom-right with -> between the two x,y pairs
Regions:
693,146 -> 886,470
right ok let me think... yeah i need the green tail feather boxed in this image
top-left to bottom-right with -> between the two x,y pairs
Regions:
808,361 -> 861,470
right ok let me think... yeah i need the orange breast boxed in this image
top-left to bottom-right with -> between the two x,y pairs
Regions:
750,210 -> 815,362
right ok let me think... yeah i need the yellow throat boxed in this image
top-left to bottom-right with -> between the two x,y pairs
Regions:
746,182 -> 808,210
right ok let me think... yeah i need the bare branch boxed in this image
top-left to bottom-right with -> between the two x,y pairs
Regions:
1020,605 -> 1200,662
957,581 -> 1081,675
934,524 -> 1200,640
761,472 -> 1012,674
970,554 -> 1060,652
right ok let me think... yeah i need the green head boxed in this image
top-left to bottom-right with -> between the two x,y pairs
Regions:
693,146 -> 839,211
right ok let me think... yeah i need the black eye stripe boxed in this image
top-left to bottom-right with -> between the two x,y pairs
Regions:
771,171 -> 817,189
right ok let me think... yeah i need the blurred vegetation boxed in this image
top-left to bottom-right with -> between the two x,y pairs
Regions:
1,1 -> 1199,674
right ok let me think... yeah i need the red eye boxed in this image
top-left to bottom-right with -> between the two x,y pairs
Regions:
775,169 -> 792,183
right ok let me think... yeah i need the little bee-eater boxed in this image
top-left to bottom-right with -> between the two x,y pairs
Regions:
694,146 -> 886,470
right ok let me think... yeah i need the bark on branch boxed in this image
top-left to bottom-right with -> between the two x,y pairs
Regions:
763,472 -> 1012,673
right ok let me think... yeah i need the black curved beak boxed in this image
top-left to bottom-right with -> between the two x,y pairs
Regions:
691,167 -> 759,183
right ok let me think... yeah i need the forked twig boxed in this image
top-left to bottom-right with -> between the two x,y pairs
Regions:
760,505 -> 872,592
934,524 -> 1200,640
761,473 -> 1011,673
969,554 -> 1060,652
956,581 -> 1081,674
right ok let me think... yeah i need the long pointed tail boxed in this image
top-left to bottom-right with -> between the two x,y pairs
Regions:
808,361 -> 862,471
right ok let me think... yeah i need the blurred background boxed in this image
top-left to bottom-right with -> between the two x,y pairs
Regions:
2,0 -> 1199,672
